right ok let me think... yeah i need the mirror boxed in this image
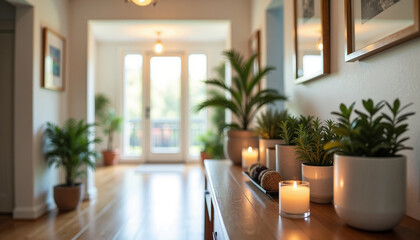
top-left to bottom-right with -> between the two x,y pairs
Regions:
294,0 -> 330,83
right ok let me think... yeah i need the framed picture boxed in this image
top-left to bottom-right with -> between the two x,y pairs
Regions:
294,0 -> 330,84
345,0 -> 420,62
248,30 -> 261,92
42,28 -> 65,91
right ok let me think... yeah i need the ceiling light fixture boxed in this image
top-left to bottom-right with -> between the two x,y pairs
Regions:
126,0 -> 158,7
154,31 -> 164,54
316,38 -> 323,51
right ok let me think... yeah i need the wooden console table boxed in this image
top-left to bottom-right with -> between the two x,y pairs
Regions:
204,160 -> 420,240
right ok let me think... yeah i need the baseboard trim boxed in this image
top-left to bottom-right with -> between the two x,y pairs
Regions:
13,201 -> 55,219
84,186 -> 97,200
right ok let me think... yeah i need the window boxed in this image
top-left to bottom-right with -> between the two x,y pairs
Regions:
123,54 -> 143,157
188,54 -> 207,158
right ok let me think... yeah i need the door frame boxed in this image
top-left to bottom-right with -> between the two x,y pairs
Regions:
144,52 -> 188,163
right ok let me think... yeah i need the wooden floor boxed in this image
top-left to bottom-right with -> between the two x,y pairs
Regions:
0,164 -> 204,240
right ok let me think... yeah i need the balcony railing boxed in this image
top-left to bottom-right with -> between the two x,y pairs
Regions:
124,118 -> 205,155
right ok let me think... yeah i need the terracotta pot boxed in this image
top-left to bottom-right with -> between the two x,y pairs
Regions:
53,183 -> 84,211
334,155 -> 406,231
275,144 -> 301,180
224,130 -> 258,165
200,151 -> 211,167
259,138 -> 284,166
102,149 -> 119,166
301,164 -> 333,203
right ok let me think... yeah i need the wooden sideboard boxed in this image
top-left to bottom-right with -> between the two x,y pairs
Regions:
204,160 -> 420,240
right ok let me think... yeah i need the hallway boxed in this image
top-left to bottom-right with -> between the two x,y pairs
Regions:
0,164 -> 204,240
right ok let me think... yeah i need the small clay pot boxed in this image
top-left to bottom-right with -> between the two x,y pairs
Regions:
53,183 -> 84,211
102,149 -> 119,166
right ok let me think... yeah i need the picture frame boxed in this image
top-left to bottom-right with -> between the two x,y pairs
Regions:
345,0 -> 420,62
294,0 -> 330,84
42,28 -> 65,91
248,30 -> 261,92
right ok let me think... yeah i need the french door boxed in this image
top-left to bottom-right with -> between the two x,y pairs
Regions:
143,54 -> 187,162
122,52 -> 206,163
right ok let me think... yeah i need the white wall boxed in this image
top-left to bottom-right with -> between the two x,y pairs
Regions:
252,0 -> 420,220
69,0 -> 252,123
94,41 -> 226,158
11,0 -> 69,219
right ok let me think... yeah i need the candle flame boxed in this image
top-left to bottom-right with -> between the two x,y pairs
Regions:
248,147 -> 252,152
293,181 -> 297,190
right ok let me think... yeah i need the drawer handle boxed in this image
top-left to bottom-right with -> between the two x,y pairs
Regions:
212,231 -> 217,240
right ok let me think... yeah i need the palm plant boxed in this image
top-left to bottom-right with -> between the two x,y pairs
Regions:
95,94 -> 123,151
194,49 -> 287,130
255,109 -> 288,139
45,119 -> 101,186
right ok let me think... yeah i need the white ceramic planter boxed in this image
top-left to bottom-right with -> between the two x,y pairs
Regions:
224,130 -> 259,165
275,144 -> 301,180
266,147 -> 276,170
301,164 -> 333,203
334,155 -> 406,231
259,138 -> 284,166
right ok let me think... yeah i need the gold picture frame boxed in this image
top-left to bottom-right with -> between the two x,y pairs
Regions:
294,0 -> 330,84
345,0 -> 420,62
42,28 -> 66,91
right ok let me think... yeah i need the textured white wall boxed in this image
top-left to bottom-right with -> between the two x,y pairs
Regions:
11,0 -> 69,219
253,0 -> 420,220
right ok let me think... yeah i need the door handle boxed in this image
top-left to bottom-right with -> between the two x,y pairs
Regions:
146,107 -> 150,119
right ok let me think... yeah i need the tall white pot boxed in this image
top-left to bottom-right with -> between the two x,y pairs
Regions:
224,130 -> 259,165
301,164 -> 333,203
259,139 -> 285,166
334,155 -> 406,231
275,145 -> 301,180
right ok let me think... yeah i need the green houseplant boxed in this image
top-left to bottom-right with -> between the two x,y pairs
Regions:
325,99 -> 414,231
45,119 -> 100,211
198,63 -> 226,162
95,94 -> 123,166
294,118 -> 337,203
194,50 -> 287,165
255,109 -> 288,167
276,115 -> 313,180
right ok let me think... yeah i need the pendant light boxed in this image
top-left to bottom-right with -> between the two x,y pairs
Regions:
126,0 -> 158,7
154,31 -> 164,54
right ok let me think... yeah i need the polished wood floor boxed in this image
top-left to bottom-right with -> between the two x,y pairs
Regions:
0,164 -> 204,240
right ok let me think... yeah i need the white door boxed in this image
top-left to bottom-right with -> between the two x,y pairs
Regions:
144,54 -> 187,162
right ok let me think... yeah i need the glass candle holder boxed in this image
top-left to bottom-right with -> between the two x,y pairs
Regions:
279,181 -> 310,218
242,147 -> 258,170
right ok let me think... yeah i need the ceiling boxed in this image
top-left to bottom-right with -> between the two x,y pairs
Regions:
91,20 -> 230,43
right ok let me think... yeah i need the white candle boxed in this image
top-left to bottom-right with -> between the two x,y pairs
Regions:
242,147 -> 258,169
280,181 -> 310,217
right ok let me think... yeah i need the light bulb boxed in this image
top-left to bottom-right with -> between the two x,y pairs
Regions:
154,41 -> 164,54
248,147 -> 253,153
293,181 -> 297,190
131,0 -> 152,6
316,38 -> 323,51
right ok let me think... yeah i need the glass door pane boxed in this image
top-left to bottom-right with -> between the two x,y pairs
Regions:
123,54 -> 143,157
150,56 -> 181,154
188,54 -> 207,158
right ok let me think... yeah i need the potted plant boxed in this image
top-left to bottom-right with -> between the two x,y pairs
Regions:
194,50 -> 287,165
255,109 -> 288,166
95,94 -> 123,166
325,99 -> 414,231
276,115 -> 313,180
294,118 -> 337,203
44,119 -> 100,211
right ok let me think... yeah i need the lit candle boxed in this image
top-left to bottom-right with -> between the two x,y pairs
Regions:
279,181 -> 310,218
242,147 -> 259,169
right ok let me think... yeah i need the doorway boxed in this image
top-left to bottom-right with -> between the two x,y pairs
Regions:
122,52 -> 205,163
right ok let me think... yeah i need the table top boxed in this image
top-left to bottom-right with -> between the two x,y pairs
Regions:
204,160 -> 420,240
